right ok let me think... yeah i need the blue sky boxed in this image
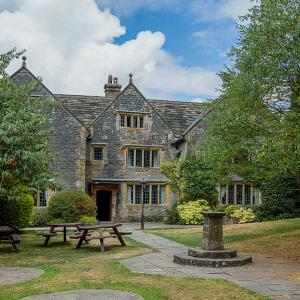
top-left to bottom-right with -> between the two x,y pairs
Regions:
1,0 -> 254,101
114,6 -> 235,71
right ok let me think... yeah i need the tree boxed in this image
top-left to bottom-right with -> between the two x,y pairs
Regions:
0,49 -> 55,202
161,155 -> 217,206
202,0 -> 300,185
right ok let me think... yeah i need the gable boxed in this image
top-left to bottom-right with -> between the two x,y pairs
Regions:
10,67 -> 87,128
10,67 -> 52,97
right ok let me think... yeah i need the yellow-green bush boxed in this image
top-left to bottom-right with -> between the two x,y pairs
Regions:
177,200 -> 211,225
79,215 -> 97,226
231,207 -> 255,223
225,205 -> 240,217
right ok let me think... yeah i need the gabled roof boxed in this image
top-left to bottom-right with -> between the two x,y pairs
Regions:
10,66 -> 89,129
149,99 -> 206,135
55,92 -> 207,134
10,64 -> 209,134
54,94 -> 113,127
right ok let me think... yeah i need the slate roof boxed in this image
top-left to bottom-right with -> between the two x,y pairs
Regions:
10,66 -> 208,134
54,94 -> 206,133
54,94 -> 112,127
149,99 -> 206,135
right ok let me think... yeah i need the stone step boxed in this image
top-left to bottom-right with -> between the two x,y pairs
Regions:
173,252 -> 252,268
188,248 -> 237,259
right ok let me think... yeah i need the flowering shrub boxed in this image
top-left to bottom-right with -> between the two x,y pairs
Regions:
232,207 -> 255,224
225,205 -> 240,217
177,200 -> 211,225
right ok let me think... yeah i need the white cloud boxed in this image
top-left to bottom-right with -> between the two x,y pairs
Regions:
193,31 -> 208,39
189,0 -> 255,22
219,0 -> 255,21
1,0 -> 220,99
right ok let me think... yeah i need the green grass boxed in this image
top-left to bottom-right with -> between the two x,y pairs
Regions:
147,218 -> 300,261
0,232 -> 265,300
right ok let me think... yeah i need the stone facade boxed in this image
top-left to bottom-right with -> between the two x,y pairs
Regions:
10,61 -> 207,221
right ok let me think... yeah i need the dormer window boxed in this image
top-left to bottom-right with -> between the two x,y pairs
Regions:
118,113 -> 145,129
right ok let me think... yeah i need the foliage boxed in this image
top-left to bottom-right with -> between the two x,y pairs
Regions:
254,176 -> 299,221
202,0 -> 300,185
161,155 -> 217,206
163,202 -> 179,224
79,215 -> 97,226
0,48 -> 55,202
231,207 -> 256,224
0,192 -> 34,228
48,190 -> 96,222
214,205 -> 226,212
31,207 -> 51,227
177,200 -> 211,225
225,205 -> 240,218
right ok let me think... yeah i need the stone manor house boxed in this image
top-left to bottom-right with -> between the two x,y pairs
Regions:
10,57 -> 261,221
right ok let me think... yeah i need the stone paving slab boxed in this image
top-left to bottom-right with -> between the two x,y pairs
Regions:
0,267 -> 44,286
21,289 -> 144,300
121,227 -> 300,300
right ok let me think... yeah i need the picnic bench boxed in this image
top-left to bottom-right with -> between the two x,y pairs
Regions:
38,223 -> 80,247
0,226 -> 21,251
72,223 -> 132,252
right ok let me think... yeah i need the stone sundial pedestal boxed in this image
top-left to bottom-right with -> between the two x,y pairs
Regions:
173,211 -> 252,267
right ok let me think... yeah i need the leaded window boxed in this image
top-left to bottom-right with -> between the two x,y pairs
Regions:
151,185 -> 158,204
94,147 -> 103,160
126,148 -> 160,168
127,184 -> 166,205
245,185 -> 251,205
236,185 -> 243,205
228,185 -> 235,205
119,114 -> 146,129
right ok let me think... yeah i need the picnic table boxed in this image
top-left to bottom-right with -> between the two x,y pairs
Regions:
0,226 -> 21,251
72,223 -> 131,252
40,223 -> 80,247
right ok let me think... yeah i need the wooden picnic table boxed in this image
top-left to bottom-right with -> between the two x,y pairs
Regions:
73,223 -> 131,252
0,226 -> 21,251
41,223 -> 80,247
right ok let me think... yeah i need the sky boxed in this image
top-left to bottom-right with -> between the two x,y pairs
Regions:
0,0 -> 255,101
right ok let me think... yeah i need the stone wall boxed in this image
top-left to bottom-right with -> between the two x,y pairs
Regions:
90,84 -> 176,219
49,103 -> 88,190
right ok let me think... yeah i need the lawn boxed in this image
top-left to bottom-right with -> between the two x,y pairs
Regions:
0,232 -> 265,300
147,218 -> 300,261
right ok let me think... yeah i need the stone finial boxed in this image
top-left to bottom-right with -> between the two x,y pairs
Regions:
22,56 -> 27,68
129,73 -> 133,84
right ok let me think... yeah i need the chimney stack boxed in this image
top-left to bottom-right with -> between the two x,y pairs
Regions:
104,75 -> 122,97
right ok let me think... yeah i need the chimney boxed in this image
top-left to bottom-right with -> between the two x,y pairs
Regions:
104,75 -> 122,97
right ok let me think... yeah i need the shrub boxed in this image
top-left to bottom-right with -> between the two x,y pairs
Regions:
31,207 -> 51,227
215,205 -> 226,212
255,176 -> 298,221
225,205 -> 240,218
79,215 -> 97,226
48,190 -> 96,222
163,202 -> 179,224
231,207 -> 255,224
0,194 -> 34,228
177,200 -> 211,225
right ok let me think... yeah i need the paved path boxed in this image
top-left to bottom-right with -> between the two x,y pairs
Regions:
21,289 -> 144,300
121,228 -> 300,300
0,267 -> 44,286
